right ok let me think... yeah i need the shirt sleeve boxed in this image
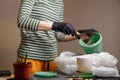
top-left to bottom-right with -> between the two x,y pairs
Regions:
60,2 -> 64,22
55,31 -> 65,42
17,0 -> 40,32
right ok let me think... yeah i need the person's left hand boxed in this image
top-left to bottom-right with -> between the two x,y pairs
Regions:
52,22 -> 77,36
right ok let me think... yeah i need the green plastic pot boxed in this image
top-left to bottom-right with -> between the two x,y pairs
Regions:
79,32 -> 102,54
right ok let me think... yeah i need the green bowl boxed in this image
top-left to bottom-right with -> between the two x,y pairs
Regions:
34,72 -> 57,78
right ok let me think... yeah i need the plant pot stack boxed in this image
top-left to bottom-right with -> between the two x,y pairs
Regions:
13,62 -> 32,80
13,52 -> 32,80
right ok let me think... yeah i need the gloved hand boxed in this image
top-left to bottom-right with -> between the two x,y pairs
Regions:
77,29 -> 98,37
52,22 -> 77,36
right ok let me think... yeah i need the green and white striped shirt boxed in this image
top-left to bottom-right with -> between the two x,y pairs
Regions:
17,0 -> 65,61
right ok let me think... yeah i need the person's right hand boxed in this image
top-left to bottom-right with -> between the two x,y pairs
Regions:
52,22 -> 77,36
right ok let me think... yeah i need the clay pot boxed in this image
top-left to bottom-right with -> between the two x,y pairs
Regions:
13,62 -> 32,80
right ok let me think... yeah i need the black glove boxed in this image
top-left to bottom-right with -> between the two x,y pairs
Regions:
77,29 -> 98,37
52,22 -> 77,36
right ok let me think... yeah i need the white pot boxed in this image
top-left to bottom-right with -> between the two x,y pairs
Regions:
77,56 -> 93,73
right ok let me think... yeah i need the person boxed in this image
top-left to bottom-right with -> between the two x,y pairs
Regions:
17,0 -> 97,74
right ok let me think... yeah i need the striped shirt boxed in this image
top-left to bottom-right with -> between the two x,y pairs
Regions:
17,0 -> 65,61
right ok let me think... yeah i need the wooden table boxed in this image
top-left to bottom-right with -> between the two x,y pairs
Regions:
0,75 -> 14,80
1,74 -> 120,80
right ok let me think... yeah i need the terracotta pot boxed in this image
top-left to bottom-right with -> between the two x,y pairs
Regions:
13,62 -> 32,80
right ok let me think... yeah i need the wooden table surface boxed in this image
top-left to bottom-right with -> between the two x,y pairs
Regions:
1,74 -> 120,80
0,75 -> 14,80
